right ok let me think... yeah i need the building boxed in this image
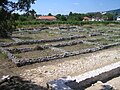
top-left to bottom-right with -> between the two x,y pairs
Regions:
117,16 -> 120,21
83,17 -> 104,21
83,17 -> 90,21
36,16 -> 57,21
91,17 -> 104,21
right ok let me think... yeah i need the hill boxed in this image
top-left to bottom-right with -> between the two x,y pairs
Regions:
105,8 -> 120,15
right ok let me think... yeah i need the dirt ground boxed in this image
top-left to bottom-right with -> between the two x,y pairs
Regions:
0,46 -> 120,89
86,76 -> 120,90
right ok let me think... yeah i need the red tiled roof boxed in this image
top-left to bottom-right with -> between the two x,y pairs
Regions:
83,17 -> 90,20
36,16 -> 57,20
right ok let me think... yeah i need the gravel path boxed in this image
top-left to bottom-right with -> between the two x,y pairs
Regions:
20,46 -> 120,87
86,76 -> 120,90
106,76 -> 120,90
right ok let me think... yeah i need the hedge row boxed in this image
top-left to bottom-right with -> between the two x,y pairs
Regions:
16,21 -> 120,26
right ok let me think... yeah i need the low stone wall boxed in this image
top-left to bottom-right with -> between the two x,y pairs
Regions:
0,35 -> 86,47
6,45 -> 48,54
48,40 -> 84,47
47,61 -> 120,90
89,33 -> 102,37
5,40 -> 83,53
16,27 -> 49,31
6,38 -> 98,54
1,41 -> 120,67
6,47 -> 34,53
0,47 -> 19,65
12,38 -> 22,42
15,42 -> 120,66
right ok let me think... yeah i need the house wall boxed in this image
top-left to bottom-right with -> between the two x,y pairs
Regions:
117,16 -> 120,21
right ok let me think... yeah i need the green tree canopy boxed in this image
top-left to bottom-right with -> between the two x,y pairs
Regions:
48,13 -> 53,16
0,0 -> 36,38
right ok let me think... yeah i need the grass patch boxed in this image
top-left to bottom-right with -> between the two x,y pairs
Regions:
14,49 -> 62,59
0,52 -> 8,59
0,38 -> 14,43
59,43 -> 95,52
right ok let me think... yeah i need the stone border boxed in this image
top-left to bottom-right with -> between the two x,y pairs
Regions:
5,40 -> 84,53
1,37 -> 119,67
16,27 -> 49,31
5,37 -> 105,54
0,47 -> 19,65
47,61 -> 120,90
13,42 -> 120,66
0,35 -> 86,47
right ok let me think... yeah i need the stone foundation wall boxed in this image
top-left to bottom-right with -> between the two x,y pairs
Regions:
0,35 -> 86,47
15,42 -> 120,66
1,40 -> 120,66
0,47 -> 19,65
5,40 -> 84,53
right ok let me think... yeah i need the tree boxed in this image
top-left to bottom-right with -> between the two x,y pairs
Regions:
102,15 -> 108,21
67,13 -> 84,21
12,13 -> 20,20
105,13 -> 114,21
27,9 -> 36,17
69,12 -> 73,16
60,15 -> 67,21
19,14 -> 28,21
48,13 -> 53,16
55,14 -> 67,21
0,0 -> 36,38
56,14 -> 61,20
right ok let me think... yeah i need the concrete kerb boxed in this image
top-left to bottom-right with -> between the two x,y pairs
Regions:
47,61 -> 120,90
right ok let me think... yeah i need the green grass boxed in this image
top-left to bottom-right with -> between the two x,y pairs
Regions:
0,38 -> 14,43
0,52 -> 8,59
14,49 -> 62,59
59,43 -> 95,52
13,31 -> 64,40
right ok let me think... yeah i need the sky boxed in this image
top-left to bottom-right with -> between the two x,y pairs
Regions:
15,0 -> 120,15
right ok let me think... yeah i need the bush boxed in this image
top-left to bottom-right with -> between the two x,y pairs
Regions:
16,21 -> 120,28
